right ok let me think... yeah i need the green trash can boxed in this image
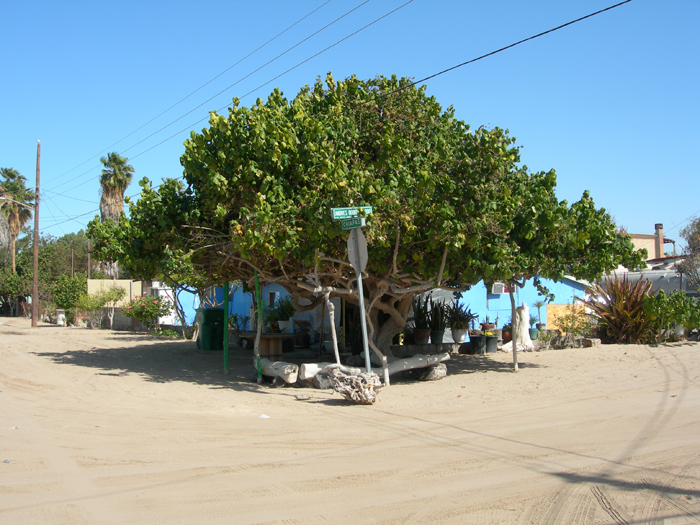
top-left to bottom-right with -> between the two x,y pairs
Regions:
195,308 -> 225,350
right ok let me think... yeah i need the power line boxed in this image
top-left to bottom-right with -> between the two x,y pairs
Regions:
667,209 -> 700,235
46,0 -> 333,188
44,188 -> 99,204
47,0 -> 413,200
107,0 -> 416,167
46,0 -> 371,193
41,0 -> 631,231
39,194 -> 66,236
375,0 -> 634,102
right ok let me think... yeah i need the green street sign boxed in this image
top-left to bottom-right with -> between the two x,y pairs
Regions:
341,217 -> 365,230
331,206 -> 373,220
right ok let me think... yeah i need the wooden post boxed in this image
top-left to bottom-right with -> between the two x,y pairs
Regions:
223,282 -> 229,374
31,141 -> 40,328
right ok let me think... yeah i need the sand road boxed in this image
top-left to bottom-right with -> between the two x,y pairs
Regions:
1,317 -> 699,524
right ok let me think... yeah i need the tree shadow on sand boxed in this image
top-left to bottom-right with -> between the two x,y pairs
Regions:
33,329 -> 542,394
441,353 -> 543,377
34,337 -> 272,394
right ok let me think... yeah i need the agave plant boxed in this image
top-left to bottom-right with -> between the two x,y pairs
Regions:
412,295 -> 430,329
428,298 -> 447,331
579,274 -> 655,344
447,302 -> 479,330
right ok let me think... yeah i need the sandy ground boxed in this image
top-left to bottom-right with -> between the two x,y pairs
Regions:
1,317 -> 699,525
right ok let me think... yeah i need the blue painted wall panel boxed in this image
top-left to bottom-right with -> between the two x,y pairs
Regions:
457,278 -> 586,326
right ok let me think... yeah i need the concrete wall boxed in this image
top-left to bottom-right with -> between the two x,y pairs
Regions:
87,279 -> 141,307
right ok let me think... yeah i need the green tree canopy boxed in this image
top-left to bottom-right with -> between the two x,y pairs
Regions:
99,152 -> 134,224
88,74 -> 643,355
677,216 -> 700,292
0,167 -> 35,273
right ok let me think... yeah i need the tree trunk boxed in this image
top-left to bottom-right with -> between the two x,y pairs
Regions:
10,237 -> 15,273
260,358 -> 299,384
171,288 -> 189,340
508,287 -> 519,371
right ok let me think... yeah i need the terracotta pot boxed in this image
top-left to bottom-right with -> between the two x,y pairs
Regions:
413,328 -> 431,344
502,330 -> 512,343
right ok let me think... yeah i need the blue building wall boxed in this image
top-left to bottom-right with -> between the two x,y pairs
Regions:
206,283 -> 330,332
457,278 -> 587,327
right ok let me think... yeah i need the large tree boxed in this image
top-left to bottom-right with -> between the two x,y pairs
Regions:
677,217 -> 700,293
88,74 -> 641,362
99,152 -> 134,224
0,168 -> 35,273
99,152 -> 133,278
495,169 -> 644,368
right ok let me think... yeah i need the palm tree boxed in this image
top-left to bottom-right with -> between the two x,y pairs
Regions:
99,152 -> 134,225
99,153 -> 133,278
0,168 -> 35,273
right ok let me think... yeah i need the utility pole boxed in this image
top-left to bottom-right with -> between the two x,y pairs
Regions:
31,140 -> 40,328
87,239 -> 91,279
71,240 -> 74,277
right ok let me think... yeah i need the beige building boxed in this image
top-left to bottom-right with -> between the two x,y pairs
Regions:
629,223 -> 676,260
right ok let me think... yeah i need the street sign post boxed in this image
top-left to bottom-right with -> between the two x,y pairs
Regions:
332,206 -> 372,373
347,228 -> 371,372
331,206 -> 373,220
347,228 -> 368,272
341,216 -> 365,230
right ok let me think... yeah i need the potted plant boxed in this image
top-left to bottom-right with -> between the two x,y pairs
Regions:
265,305 -> 280,332
273,295 -> 295,333
501,319 -> 512,342
483,329 -> 498,353
534,300 -> 547,330
429,297 -> 447,344
412,295 -> 432,344
481,316 -> 495,331
228,313 -> 250,345
447,302 -> 478,343
529,313 -> 539,340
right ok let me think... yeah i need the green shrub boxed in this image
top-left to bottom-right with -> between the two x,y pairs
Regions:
75,292 -> 109,329
122,293 -> 172,331
447,302 -> 478,330
74,287 -> 126,329
151,329 -> 180,338
556,302 -> 596,347
579,274 -> 655,344
645,290 -> 700,342
52,274 -> 87,311
272,295 -> 295,321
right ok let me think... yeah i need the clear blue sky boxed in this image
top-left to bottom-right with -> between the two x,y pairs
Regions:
3,0 -> 698,247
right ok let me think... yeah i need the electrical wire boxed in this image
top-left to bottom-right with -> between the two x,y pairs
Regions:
666,209 -> 700,235
41,0 -> 633,230
46,0 -> 333,187
47,0 -> 412,199
89,0 -> 416,172
46,0 -> 370,193
43,188 -> 101,204
37,194 -> 66,236
369,0 -> 634,104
